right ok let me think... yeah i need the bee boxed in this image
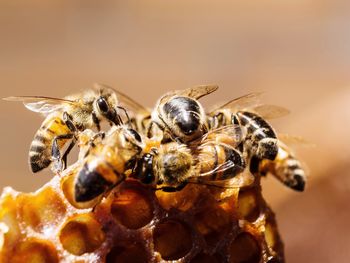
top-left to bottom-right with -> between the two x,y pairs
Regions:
134,125 -> 254,192
3,84 -> 130,173
150,85 -> 219,143
252,139 -> 307,191
208,92 -> 290,162
110,84 -> 220,142
74,125 -> 144,202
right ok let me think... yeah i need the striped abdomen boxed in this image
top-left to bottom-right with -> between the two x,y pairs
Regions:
236,111 -> 278,160
258,143 -> 306,191
162,96 -> 205,142
29,115 -> 71,173
199,143 -> 245,181
74,146 -> 128,202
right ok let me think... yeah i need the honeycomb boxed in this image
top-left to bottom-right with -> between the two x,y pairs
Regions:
0,87 -> 287,262
0,160 -> 284,263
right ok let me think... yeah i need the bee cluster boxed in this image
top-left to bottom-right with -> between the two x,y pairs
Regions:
0,84 -> 306,262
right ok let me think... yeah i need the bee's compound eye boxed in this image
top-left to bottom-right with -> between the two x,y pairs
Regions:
127,128 -> 142,142
97,97 -> 109,113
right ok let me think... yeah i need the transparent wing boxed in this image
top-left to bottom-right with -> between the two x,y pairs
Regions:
200,124 -> 246,147
188,170 -> 254,188
278,134 -> 315,148
3,96 -> 77,115
251,104 -> 290,119
94,83 -> 149,114
175,84 -> 219,99
210,92 -> 263,113
199,158 -> 245,177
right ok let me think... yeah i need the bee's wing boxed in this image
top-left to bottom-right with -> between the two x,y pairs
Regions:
3,96 -> 77,115
198,158 -> 244,177
278,134 -> 315,148
176,84 -> 219,99
200,124 -> 246,147
188,169 -> 254,188
210,92 -> 263,113
94,83 -> 150,115
210,92 -> 289,119
251,104 -> 290,119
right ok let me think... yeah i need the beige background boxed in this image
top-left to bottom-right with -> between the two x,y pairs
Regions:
1,1 -> 350,262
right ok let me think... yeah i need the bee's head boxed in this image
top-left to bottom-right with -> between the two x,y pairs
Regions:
155,150 -> 193,185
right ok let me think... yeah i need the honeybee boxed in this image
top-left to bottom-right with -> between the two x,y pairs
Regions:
208,92 -> 290,162
134,125 -> 254,192
3,84 -> 129,173
253,139 -> 307,191
74,125 -> 144,202
150,85 -> 218,143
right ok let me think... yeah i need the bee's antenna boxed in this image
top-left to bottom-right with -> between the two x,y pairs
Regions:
117,106 -> 131,126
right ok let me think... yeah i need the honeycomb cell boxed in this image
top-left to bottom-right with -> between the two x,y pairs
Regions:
110,185 -> 154,229
11,238 -> 58,263
155,184 -> 206,211
18,187 -> 66,232
153,220 -> 193,260
105,242 -> 148,263
229,232 -> 261,263
59,213 -> 105,256
61,173 -> 101,209
194,203 -> 232,246
190,252 -> 223,263
237,190 -> 260,222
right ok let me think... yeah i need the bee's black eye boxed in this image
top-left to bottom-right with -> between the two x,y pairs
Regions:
97,97 -> 109,113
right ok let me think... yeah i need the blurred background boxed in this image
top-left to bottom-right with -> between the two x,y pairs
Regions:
0,1 -> 349,262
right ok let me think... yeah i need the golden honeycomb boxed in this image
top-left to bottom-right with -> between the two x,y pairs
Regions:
0,159 -> 284,263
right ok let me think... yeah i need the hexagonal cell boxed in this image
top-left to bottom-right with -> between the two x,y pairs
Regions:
155,184 -> 205,211
59,213 -> 105,256
105,242 -> 149,263
194,203 -> 233,246
228,232 -> 261,263
11,238 -> 58,263
18,187 -> 66,232
237,190 -> 260,222
190,252 -> 223,263
153,220 -> 193,261
61,173 -> 101,209
110,186 -> 154,229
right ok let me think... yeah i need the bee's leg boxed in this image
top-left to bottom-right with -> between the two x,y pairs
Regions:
92,112 -> 101,131
52,133 -> 74,172
156,182 -> 188,192
140,115 -> 151,133
89,131 -> 105,147
249,155 -> 262,174
117,106 -> 131,126
146,121 -> 155,138
63,112 -> 77,132
61,138 -> 76,170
